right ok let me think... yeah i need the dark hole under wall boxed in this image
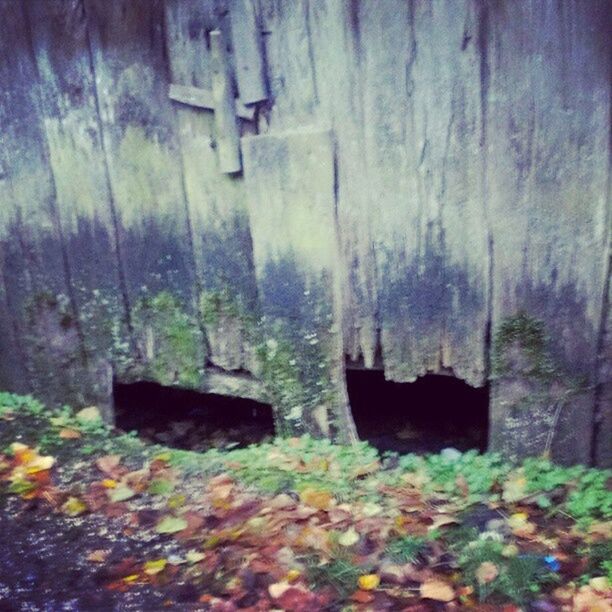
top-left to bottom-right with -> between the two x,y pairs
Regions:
113,381 -> 275,451
346,370 -> 489,454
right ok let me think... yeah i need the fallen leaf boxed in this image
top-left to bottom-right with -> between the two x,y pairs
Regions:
351,590 -> 375,603
76,406 -> 101,422
186,550 -> 205,564
589,577 -> 610,592
299,488 -> 333,510
420,579 -> 455,602
144,559 -> 167,575
429,514 -> 460,531
108,484 -> 135,502
96,455 -> 121,476
155,516 -> 188,534
268,581 -> 291,599
102,479 -> 117,489
502,472 -> 527,502
476,561 -> 499,585
61,496 -> 88,517
358,574 -> 380,591
59,428 -> 81,439
338,527 -> 360,547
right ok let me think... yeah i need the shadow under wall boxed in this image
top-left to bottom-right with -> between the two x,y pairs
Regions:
346,370 -> 489,454
113,381 -> 275,451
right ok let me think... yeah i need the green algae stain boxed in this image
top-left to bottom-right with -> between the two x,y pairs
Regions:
132,292 -> 203,389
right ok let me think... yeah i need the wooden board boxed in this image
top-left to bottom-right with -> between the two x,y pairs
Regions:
84,0 -> 204,389
165,0 -> 259,373
242,128 -> 357,443
485,1 -> 610,463
0,1 -> 90,408
306,1 -> 379,369
358,0 -> 489,387
26,0 -> 126,418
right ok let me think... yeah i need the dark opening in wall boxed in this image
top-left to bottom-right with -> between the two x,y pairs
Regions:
113,381 -> 275,451
346,370 -> 489,454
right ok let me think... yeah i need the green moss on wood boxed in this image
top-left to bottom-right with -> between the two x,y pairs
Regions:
132,291 -> 203,388
492,312 -> 557,381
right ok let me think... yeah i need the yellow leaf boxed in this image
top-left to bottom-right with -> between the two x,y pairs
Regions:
358,574 -> 380,591
61,496 -> 88,517
508,512 -> 528,529
123,574 -> 139,584
144,559 -> 167,575
25,455 -> 55,474
102,479 -> 117,489
286,569 -> 300,583
420,579 -> 455,602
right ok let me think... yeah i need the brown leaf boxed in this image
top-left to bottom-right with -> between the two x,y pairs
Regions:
420,579 -> 455,602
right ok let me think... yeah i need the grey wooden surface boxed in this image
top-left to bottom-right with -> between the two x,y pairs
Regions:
0,0 -> 608,464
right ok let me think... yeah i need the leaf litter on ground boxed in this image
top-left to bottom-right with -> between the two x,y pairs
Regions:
0,391 -> 611,610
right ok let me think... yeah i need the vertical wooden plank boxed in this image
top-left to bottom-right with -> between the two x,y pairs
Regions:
164,0 -> 259,373
358,0 -> 489,387
26,0 -> 126,419
485,1 -> 610,463
210,30 -> 242,173
307,0 -> 379,368
242,129 -> 357,443
84,0 -> 204,389
229,0 -> 267,104
0,1 -> 91,408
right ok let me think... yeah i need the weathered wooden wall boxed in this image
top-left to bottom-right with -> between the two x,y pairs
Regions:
0,0 -> 609,465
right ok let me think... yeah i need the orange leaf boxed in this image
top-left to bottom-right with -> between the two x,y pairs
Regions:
351,590 -> 375,604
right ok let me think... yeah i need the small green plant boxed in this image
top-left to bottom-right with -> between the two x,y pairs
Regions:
304,554 -> 364,597
458,540 -> 558,605
386,535 -> 428,563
